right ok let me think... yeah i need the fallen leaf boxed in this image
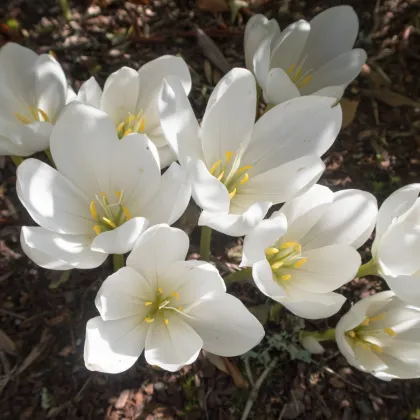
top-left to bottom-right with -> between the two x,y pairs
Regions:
369,88 -> 420,108
0,328 -> 16,355
340,98 -> 359,128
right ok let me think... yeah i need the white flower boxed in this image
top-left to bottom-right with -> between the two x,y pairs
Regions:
241,185 -> 378,319
300,336 -> 325,354
0,43 -> 71,156
17,102 -> 191,270
77,56 -> 191,168
371,184 -> 420,306
159,68 -> 342,236
84,224 -> 265,373
336,291 -> 420,380
245,6 -> 366,105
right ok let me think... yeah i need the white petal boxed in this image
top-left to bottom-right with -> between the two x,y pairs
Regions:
141,162 -> 191,226
66,85 -> 76,103
95,266 -> 154,320
198,201 -> 271,237
159,260 -> 226,306
383,275 -> 420,307
126,224 -> 189,290
352,342 -> 387,374
376,184 -> 420,239
182,294 -> 265,356
302,5 -> 359,71
302,189 -> 378,250
90,217 -> 149,254
156,143 -> 177,169
84,316 -> 148,374
311,85 -> 346,100
252,37 -> 271,88
101,67 -> 140,124
241,211 -> 287,266
262,68 -> 300,105
158,78 -> 202,166
144,313 -> 203,372
17,158 -> 92,234
244,14 -> 280,71
17,122 -> 53,156
288,244 -> 361,293
280,184 -> 333,243
300,336 -> 325,354
252,259 -> 288,299
188,159 -> 230,214
21,226 -> 107,269
239,155 -> 325,205
200,68 -> 256,167
243,96 -> 341,175
77,77 -> 102,108
300,49 -> 367,96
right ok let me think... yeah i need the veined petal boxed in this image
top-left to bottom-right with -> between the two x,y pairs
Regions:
84,316 -> 148,374
77,77 -> 102,108
262,68 -> 301,105
21,226 -> 108,269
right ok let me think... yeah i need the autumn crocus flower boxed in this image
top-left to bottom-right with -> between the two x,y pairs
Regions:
336,291 -> 420,380
245,6 -> 366,104
241,185 -> 377,319
17,102 -> 190,270
84,224 -> 265,373
77,56 -> 191,168
0,43 -> 71,156
159,68 -> 342,236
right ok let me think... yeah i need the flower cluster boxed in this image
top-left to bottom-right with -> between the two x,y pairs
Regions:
4,5 -> 420,381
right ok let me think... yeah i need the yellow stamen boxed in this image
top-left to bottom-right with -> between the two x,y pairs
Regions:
14,112 -> 31,124
292,65 -> 303,83
280,241 -> 300,250
294,258 -> 307,268
144,301 -> 153,306
286,64 -> 296,75
101,192 -> 106,197
102,217 -> 117,229
369,314 -> 385,323
217,171 -> 225,181
225,151 -> 234,164
138,117 -> 145,132
369,343 -> 383,353
38,108 -> 49,122
348,330 -> 356,338
164,318 -> 169,325
210,160 -> 222,175
229,188 -> 237,200
123,128 -> 133,137
360,318 -> 370,327
265,247 -> 279,255
384,327 -> 396,337
171,291 -> 179,300
30,107 -> 38,120
115,191 -> 122,199
240,173 -> 249,185
89,201 -> 98,220
281,274 -> 292,281
93,225 -> 102,235
235,165 -> 253,175
297,74 -> 312,88
116,121 -> 125,133
145,317 -> 154,323
157,287 -> 163,295
122,206 -> 131,221
271,261 -> 284,270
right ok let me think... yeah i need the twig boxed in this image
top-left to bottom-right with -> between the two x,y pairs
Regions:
241,358 -> 278,420
277,404 -> 287,420
323,366 -> 364,392
244,357 -> 255,387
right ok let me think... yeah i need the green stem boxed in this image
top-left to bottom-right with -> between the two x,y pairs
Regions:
11,155 -> 24,166
113,254 -> 125,272
49,270 -> 71,289
200,226 -> 212,262
224,267 -> 252,285
300,328 -> 336,342
356,259 -> 378,278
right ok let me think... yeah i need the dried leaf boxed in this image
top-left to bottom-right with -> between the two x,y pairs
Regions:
0,328 -> 16,355
340,98 -> 359,128
370,88 -> 420,108
196,0 -> 229,12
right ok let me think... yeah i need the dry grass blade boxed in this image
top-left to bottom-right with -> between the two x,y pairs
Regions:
367,88 -> 420,108
0,329 -> 16,355
17,329 -> 51,376
340,98 -> 360,129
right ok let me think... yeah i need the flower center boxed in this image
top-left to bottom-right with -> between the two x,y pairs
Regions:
15,107 -> 50,124
143,287 -> 182,325
345,313 -> 397,353
209,151 -> 252,200
286,63 -> 312,89
116,111 -> 146,139
265,241 -> 308,284
89,191 -> 132,235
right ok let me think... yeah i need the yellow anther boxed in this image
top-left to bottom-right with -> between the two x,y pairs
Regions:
239,173 -> 249,185
236,165 -> 253,175
30,107 -> 38,120
38,108 -> 49,122
101,192 -> 106,197
369,314 -> 385,323
369,343 -> 383,353
138,117 -> 146,133
93,225 -> 102,235
14,112 -> 31,124
294,258 -> 307,269
89,201 -> 98,220
116,121 -> 125,133
145,316 -> 154,323
286,64 -> 296,75
102,217 -> 117,229
171,291 -> 179,300
177,306 -> 183,311
265,247 -> 279,255
157,287 -> 163,295
115,191 -> 122,199
271,261 -> 284,270
122,206 -> 131,221
123,128 -> 133,137
280,241 -> 300,250
360,318 -> 370,327
210,160 -> 222,175
281,274 -> 292,281
297,74 -> 312,88
144,301 -> 153,306
229,188 -> 237,200
348,330 -> 356,338
217,171 -> 225,181
292,65 -> 303,83
225,151 -> 235,164
384,327 -> 396,337
164,318 -> 169,325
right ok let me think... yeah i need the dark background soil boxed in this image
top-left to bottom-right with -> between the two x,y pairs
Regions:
1,0 -> 420,418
